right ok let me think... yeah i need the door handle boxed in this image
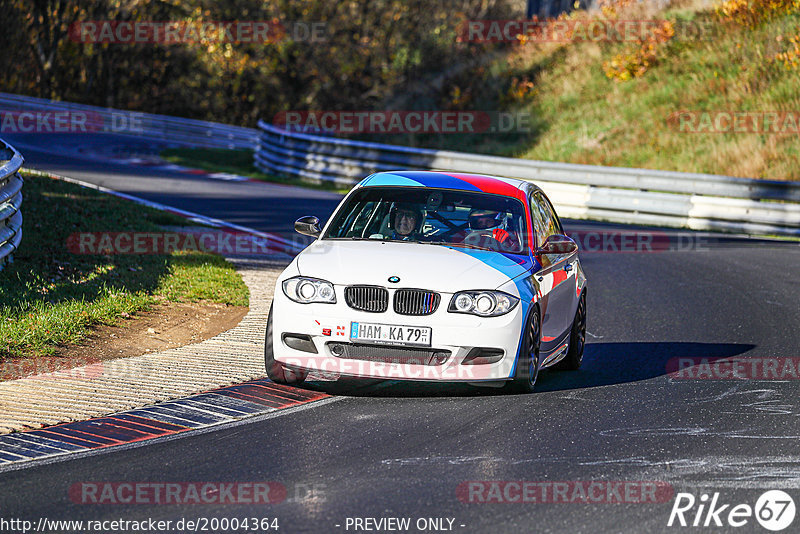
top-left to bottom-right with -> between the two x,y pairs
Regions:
564,263 -> 573,272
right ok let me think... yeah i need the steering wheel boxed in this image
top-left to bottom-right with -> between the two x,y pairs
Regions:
462,230 -> 496,248
463,230 -> 520,251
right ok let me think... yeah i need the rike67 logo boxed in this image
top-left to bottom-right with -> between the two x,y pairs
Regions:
668,490 -> 795,531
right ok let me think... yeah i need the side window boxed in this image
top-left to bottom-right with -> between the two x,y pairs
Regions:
539,193 -> 563,236
529,193 -> 547,249
533,192 -> 557,241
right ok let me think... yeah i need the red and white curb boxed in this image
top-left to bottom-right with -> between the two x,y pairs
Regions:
0,379 -> 329,468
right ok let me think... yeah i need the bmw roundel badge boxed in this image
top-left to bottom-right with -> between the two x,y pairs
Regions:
388,276 -> 400,283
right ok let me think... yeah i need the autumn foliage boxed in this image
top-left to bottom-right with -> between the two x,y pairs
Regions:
0,0 -> 518,126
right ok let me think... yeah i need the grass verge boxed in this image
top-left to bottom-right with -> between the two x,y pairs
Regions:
0,173 -> 249,359
160,148 -> 352,193
347,0 -> 800,180
511,1 -> 800,179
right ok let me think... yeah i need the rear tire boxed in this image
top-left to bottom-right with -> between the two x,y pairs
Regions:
506,307 -> 541,394
265,304 -> 308,385
554,290 -> 586,371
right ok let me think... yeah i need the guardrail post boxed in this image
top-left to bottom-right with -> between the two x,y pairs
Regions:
0,137 -> 24,272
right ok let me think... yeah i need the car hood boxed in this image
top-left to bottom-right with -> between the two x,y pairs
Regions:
297,240 -> 532,293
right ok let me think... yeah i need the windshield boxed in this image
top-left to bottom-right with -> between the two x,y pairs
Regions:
323,186 -> 528,254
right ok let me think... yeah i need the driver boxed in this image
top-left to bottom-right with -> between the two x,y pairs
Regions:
463,208 -> 517,250
389,203 -> 424,241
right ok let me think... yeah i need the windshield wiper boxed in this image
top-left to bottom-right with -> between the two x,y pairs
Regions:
423,240 -> 484,250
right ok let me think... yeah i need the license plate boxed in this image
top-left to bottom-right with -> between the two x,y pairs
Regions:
350,322 -> 432,347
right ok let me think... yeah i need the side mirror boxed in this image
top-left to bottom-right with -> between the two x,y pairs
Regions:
537,234 -> 578,256
295,216 -> 321,237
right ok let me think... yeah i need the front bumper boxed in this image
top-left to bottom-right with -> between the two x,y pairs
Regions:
271,287 -> 525,382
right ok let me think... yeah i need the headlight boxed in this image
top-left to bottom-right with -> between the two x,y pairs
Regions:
448,290 -> 518,317
282,276 -> 336,304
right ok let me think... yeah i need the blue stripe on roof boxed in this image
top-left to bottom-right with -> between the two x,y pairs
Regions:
409,172 -> 483,192
391,171 -> 484,191
361,173 -> 423,188
362,171 -> 483,192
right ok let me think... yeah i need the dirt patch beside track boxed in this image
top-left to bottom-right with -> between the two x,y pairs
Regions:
1,301 -> 248,381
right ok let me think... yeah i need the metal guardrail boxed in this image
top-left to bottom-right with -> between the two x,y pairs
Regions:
0,138 -> 23,271
0,92 -> 259,150
255,120 -> 800,236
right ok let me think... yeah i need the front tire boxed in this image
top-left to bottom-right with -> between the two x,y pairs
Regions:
265,304 -> 308,385
555,290 -> 586,371
506,306 -> 541,394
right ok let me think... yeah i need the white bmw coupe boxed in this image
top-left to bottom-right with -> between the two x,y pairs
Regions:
266,171 -> 586,392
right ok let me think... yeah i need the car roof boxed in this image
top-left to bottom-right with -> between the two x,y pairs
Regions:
358,171 -> 542,200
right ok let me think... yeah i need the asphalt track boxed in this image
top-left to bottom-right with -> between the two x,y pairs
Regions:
2,132 -> 800,533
